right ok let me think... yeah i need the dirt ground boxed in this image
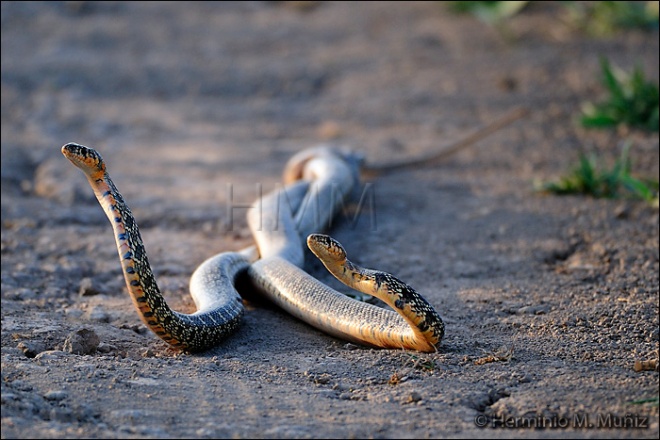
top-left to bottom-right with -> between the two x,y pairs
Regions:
1,1 -> 659,439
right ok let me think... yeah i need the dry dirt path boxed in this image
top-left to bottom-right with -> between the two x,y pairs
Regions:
1,2 -> 658,438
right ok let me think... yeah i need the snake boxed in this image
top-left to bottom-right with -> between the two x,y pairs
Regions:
245,147 -> 444,352
61,142 -> 308,352
62,142 -> 446,352
61,110 -> 527,352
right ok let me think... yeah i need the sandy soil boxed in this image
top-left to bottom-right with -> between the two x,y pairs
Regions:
1,1 -> 658,438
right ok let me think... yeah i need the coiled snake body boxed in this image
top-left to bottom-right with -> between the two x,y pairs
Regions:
62,142 -> 444,352
63,144 -> 267,351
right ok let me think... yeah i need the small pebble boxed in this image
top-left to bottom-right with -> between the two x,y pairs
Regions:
78,277 -> 101,296
34,350 -> 69,360
63,328 -> 100,355
44,390 -> 68,401
333,382 -> 352,392
17,341 -> 46,358
407,391 -> 422,403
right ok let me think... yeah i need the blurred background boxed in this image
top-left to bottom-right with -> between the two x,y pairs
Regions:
2,2 -> 657,182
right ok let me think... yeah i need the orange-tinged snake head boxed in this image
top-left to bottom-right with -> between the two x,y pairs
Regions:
307,234 -> 347,265
61,143 -> 106,179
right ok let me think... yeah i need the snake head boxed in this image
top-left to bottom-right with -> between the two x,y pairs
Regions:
62,143 -> 106,177
307,234 -> 347,264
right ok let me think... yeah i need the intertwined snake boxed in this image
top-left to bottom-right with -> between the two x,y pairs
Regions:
62,142 -> 445,352
245,147 -> 444,351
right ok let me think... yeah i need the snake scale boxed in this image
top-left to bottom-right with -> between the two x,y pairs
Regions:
62,142 -> 444,352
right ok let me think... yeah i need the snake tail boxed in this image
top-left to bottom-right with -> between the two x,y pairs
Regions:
306,233 -> 444,351
62,143 -> 247,352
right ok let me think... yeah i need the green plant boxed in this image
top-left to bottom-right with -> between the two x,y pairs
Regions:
581,58 -> 659,132
564,1 -> 659,36
447,1 -> 529,24
540,142 -> 659,206
629,397 -> 659,407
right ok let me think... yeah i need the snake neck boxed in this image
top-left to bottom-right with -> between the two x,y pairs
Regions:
331,260 -> 444,351
89,172 -> 191,350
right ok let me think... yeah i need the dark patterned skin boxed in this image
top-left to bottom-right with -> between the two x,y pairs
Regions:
62,143 -> 247,352
307,233 -> 444,351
